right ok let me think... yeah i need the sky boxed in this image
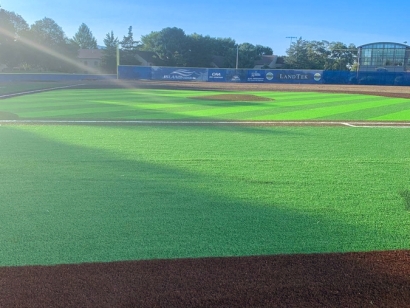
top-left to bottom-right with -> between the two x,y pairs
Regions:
1,0 -> 409,55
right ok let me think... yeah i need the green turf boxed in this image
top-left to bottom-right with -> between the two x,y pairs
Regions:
1,125 -> 409,266
1,88 -> 410,121
0,81 -> 78,96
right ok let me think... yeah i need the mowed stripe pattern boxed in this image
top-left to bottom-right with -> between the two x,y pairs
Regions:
1,89 -> 410,121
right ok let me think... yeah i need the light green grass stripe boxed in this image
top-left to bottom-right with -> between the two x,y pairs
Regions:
253,98 -> 410,120
371,109 -> 410,120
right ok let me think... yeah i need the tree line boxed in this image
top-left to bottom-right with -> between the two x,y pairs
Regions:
0,7 -> 357,74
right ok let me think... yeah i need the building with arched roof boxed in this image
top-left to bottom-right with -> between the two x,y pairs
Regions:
358,42 -> 410,72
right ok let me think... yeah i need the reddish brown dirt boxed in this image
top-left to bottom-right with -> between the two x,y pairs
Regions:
3,80 -> 410,307
2,251 -> 410,307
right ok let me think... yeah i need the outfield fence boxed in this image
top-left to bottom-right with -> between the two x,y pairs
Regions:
119,66 -> 410,86
2,68 -> 410,86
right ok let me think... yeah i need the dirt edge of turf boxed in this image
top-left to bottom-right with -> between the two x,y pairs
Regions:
1,250 -> 410,307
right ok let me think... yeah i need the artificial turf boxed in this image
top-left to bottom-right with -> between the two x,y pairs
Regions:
1,124 -> 409,266
1,88 -> 410,121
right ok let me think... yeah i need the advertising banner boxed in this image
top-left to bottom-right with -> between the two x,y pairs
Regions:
207,69 -> 226,82
246,70 -> 266,82
263,70 -> 323,84
225,69 -> 247,82
152,67 -> 207,81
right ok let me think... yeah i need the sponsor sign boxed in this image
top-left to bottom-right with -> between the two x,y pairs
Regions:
265,71 -> 274,81
226,69 -> 246,82
263,70 -> 323,84
208,69 -> 226,82
152,67 -> 207,81
314,73 -> 322,81
247,70 -> 265,82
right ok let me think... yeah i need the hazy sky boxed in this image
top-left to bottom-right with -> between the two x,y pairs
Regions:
1,0 -> 409,55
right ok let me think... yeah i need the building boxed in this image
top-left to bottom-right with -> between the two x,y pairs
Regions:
134,51 -> 159,66
77,49 -> 103,73
253,55 -> 284,69
357,42 -> 410,72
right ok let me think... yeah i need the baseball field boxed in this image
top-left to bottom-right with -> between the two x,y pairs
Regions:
1,80 -> 409,307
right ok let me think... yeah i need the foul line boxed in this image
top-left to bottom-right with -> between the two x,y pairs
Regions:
342,122 -> 410,128
0,84 -> 86,99
1,120 -> 410,128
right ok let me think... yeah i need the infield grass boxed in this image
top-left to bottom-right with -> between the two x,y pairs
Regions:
1,124 -> 409,266
1,88 -> 410,121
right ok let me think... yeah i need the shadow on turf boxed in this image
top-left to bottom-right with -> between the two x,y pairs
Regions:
0,126 -> 404,266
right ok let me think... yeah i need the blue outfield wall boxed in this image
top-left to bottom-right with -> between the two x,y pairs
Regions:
118,65 -> 410,86
2,69 -> 409,86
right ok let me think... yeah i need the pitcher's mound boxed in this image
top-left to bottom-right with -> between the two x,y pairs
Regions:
191,94 -> 273,102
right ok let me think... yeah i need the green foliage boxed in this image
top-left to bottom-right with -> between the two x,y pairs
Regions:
140,27 -> 271,68
21,17 -> 78,72
118,26 -> 141,65
120,26 -> 140,51
141,27 -> 187,66
71,23 -> 97,49
285,38 -> 357,70
0,8 -> 29,68
326,42 -> 357,71
102,31 -> 119,73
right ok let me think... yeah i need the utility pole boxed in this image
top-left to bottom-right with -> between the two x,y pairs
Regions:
286,36 -> 297,47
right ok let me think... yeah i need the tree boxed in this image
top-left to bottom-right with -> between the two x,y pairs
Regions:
0,8 -> 29,69
120,26 -> 139,51
101,31 -> 119,73
72,23 -> 97,49
24,17 -> 78,72
284,38 -> 357,70
208,37 -> 236,58
284,38 -> 328,69
325,42 -> 357,71
141,27 -> 188,66
119,26 -> 140,65
184,33 -> 213,67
